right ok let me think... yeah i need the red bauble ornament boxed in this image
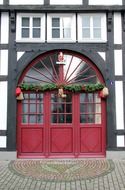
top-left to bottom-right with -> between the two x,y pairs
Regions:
16,87 -> 21,96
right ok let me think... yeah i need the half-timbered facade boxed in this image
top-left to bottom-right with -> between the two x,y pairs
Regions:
0,0 -> 125,158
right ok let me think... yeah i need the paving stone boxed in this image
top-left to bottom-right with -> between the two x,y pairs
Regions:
59,182 -> 65,190
65,182 -> 71,189
0,159 -> 125,190
53,183 -> 58,190
70,181 -> 76,190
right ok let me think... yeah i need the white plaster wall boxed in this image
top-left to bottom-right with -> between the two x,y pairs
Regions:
0,82 -> 8,130
115,81 -> 124,130
0,137 -> 6,148
9,0 -> 44,5
89,0 -> 122,5
114,50 -> 123,76
98,52 -> 106,61
1,12 -> 9,44
0,50 -> 8,75
50,0 -> 82,5
114,13 -> 122,44
0,0 -> 3,4
117,136 -> 125,147
17,52 -> 25,61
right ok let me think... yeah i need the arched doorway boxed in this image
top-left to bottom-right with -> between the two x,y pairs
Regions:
17,50 -> 106,158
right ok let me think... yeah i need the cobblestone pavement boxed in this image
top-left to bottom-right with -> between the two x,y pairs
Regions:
0,159 -> 125,190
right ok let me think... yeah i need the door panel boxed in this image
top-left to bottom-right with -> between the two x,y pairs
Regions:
50,128 -> 73,153
80,127 -> 102,153
21,128 -> 43,153
17,92 -> 45,157
79,93 -> 104,155
49,92 -> 74,155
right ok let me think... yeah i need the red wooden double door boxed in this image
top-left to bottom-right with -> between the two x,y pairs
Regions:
17,50 -> 106,158
17,91 -> 105,158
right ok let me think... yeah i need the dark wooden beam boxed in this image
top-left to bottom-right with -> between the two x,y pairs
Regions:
83,0 -> 88,6
44,0 -> 50,5
0,76 -> 8,81
106,11 -> 116,149
115,130 -> 125,135
0,130 -> 7,136
0,5 -> 124,12
4,0 -> 9,5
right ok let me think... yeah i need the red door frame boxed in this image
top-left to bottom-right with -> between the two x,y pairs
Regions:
17,50 -> 106,158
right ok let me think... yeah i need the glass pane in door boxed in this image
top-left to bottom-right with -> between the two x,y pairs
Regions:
51,93 -> 72,123
80,93 -> 101,124
22,93 -> 44,124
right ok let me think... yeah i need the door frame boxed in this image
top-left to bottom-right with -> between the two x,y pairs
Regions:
16,50 -> 106,158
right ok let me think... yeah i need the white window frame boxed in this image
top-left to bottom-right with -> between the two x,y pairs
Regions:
89,0 -> 122,5
16,13 -> 45,42
47,14 -> 76,42
50,0 -> 82,5
10,0 -> 44,5
78,13 -> 107,43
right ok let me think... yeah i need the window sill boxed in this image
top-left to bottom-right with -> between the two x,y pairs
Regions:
78,40 -> 107,43
47,40 -> 76,43
16,39 -> 45,43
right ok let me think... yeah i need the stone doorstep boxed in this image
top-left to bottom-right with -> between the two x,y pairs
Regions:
0,151 -> 125,160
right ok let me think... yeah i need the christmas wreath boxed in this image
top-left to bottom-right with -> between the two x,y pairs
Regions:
18,82 -> 104,93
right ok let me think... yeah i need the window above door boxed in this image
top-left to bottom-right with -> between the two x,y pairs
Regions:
47,14 -> 76,42
78,13 -> 107,43
20,50 -> 103,86
16,13 -> 107,43
16,13 -> 45,42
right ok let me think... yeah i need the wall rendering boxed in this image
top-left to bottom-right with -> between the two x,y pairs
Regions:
0,1 -> 125,153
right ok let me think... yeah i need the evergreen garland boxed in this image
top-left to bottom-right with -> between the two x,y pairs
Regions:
19,83 -> 104,93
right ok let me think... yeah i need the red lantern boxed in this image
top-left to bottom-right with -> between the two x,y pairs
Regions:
16,87 -> 21,96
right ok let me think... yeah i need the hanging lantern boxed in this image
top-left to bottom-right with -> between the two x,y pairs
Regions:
58,52 -> 64,62
99,87 -> 109,98
16,92 -> 24,100
58,87 -> 67,98
16,87 -> 24,100
56,52 -> 65,64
